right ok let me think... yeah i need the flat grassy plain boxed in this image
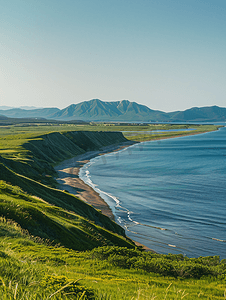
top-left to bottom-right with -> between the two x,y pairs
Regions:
0,123 -> 220,159
0,122 -> 225,299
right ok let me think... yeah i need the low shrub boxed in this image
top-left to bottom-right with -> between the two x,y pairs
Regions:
90,246 -> 226,279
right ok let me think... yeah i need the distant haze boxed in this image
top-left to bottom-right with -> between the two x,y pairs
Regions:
0,106 -> 41,110
0,1 -> 226,111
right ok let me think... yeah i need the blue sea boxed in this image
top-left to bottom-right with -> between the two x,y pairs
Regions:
79,127 -> 226,258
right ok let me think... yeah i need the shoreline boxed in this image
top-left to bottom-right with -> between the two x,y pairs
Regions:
55,129 -> 218,251
55,141 -> 135,221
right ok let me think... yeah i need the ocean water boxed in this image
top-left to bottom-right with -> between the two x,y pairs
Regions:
79,128 -> 226,258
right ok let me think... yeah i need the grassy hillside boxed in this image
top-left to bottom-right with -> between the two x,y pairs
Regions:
0,180 -> 134,251
0,220 -> 225,299
0,130 -> 134,249
0,124 -> 225,299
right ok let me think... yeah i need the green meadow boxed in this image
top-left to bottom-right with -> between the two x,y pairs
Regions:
0,122 -> 225,299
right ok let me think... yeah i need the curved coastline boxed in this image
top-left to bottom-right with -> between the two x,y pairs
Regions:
55,141 -> 135,220
55,128 -> 222,252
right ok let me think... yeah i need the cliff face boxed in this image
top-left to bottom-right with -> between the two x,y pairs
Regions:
1,131 -> 127,185
23,131 -> 128,164
0,131 -> 134,250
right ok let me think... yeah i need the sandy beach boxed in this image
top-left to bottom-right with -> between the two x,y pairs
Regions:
55,141 -> 135,220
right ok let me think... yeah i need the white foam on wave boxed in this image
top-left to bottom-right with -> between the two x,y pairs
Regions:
127,211 -> 140,225
81,163 -> 99,188
79,160 -> 123,213
96,188 -> 120,208
79,158 -> 142,229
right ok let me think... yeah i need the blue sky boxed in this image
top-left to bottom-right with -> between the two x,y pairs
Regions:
0,0 -> 225,111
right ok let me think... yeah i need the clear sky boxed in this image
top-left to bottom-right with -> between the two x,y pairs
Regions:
0,0 -> 225,112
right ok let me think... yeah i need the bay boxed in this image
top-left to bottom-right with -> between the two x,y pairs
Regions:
79,128 -> 226,258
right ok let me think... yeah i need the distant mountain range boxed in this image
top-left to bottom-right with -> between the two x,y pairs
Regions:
0,106 -> 41,110
0,99 -> 226,122
0,107 -> 59,119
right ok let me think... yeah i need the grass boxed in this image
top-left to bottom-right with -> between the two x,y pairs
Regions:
0,122 -> 224,299
0,227 -> 225,299
0,178 -> 133,250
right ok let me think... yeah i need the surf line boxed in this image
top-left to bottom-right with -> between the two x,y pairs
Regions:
80,160 -> 185,239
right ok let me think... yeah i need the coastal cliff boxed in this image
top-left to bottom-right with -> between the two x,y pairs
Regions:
1,131 -> 128,184
0,131 -> 134,250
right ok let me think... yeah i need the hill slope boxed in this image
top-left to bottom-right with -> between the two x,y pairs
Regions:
0,130 -> 134,250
